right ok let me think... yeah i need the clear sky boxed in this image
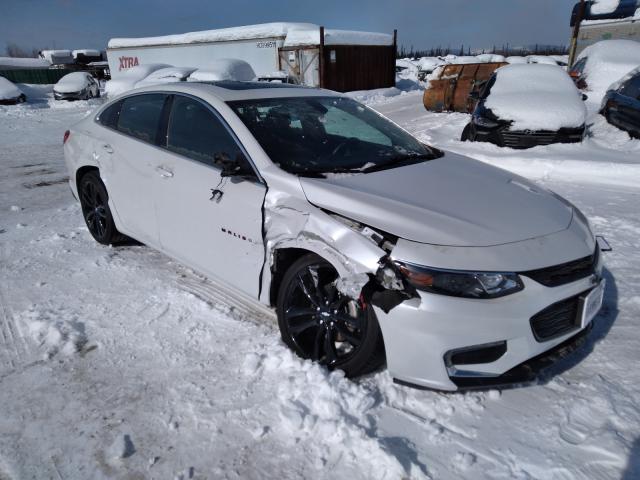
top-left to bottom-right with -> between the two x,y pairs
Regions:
2,0 -> 578,54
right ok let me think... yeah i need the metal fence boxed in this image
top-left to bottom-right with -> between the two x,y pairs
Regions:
0,68 -> 75,84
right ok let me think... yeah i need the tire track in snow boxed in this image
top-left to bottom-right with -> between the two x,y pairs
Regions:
0,241 -> 30,372
176,273 -> 276,327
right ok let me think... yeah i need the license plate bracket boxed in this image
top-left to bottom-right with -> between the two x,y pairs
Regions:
578,280 -> 605,329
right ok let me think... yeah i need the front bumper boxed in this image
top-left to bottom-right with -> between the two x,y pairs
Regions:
471,122 -> 585,149
375,250 -> 603,392
54,91 -> 85,101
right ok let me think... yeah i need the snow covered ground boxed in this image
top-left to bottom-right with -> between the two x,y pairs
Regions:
0,86 -> 639,480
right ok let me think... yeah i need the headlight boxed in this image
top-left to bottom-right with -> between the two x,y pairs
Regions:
472,114 -> 499,128
395,262 -> 524,299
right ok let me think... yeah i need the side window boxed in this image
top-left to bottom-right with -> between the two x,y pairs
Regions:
117,94 -> 168,144
572,58 -> 587,75
167,96 -> 251,173
620,76 -> 640,99
98,100 -> 123,129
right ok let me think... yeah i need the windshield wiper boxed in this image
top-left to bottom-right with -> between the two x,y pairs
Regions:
359,152 -> 441,174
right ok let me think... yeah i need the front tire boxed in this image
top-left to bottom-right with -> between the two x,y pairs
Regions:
461,123 -> 474,142
79,171 -> 127,245
276,254 -> 384,377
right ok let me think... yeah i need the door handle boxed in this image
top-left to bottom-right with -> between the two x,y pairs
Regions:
155,166 -> 174,178
102,144 -> 113,154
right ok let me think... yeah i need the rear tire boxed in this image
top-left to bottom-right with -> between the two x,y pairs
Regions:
79,171 -> 127,245
276,254 -> 385,377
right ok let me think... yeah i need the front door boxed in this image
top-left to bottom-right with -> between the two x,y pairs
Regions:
153,95 -> 266,298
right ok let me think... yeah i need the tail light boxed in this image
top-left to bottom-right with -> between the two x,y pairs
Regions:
63,130 -> 70,144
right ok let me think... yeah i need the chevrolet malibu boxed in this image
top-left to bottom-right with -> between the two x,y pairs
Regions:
63,81 -> 605,391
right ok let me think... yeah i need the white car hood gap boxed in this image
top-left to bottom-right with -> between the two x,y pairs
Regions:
299,153 -> 573,247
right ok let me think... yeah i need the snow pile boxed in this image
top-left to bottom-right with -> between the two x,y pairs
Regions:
135,66 -> 196,88
396,58 -> 418,72
506,56 -> 528,64
578,40 -> 640,103
591,0 -> 621,14
0,56 -> 50,69
242,344 -> 413,478
485,64 -> 587,130
475,53 -> 505,63
105,63 -> 170,96
347,68 -> 422,104
446,56 -> 481,65
20,307 -> 87,359
417,57 -> 444,72
187,59 -> 255,82
54,72 -> 92,93
0,77 -> 23,101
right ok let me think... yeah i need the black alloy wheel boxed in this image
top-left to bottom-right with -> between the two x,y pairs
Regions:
79,171 -> 126,245
277,254 -> 384,377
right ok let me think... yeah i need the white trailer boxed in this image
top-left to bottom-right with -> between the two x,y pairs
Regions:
106,22 -> 396,90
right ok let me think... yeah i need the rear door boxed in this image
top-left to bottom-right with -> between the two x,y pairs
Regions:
97,93 -> 170,245
153,94 -> 267,298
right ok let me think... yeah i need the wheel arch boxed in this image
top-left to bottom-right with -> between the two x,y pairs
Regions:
268,247 -> 335,307
267,241 -> 367,308
75,165 -> 100,194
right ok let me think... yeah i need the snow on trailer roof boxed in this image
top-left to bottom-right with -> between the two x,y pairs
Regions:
72,49 -> 101,58
108,22 -> 393,49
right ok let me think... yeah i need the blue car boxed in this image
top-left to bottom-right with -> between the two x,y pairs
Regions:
601,71 -> 640,139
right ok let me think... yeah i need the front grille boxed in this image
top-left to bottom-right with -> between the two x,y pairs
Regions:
500,128 -> 584,148
530,294 -> 582,342
522,248 -> 599,287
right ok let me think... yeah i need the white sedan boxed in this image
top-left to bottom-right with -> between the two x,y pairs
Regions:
54,72 -> 100,101
63,81 -> 605,391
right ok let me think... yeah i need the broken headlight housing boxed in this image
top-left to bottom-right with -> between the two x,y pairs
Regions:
395,262 -> 524,299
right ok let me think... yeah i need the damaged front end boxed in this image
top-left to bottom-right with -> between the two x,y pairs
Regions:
259,184 -> 417,315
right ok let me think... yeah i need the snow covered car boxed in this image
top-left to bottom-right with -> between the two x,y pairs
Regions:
569,40 -> 640,102
462,64 -> 587,149
104,63 -> 170,97
601,68 -> 640,138
53,72 -> 100,101
134,66 -> 197,88
63,81 -> 605,391
0,76 -> 26,104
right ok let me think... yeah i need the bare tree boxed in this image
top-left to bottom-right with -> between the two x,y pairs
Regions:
5,43 -> 39,58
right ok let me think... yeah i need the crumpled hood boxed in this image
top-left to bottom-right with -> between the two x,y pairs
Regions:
299,152 -> 574,247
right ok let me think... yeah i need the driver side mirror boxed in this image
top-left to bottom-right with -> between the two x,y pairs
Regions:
214,152 -> 254,179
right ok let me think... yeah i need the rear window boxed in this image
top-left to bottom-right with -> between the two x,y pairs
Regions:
98,100 -> 123,129
117,94 -> 168,144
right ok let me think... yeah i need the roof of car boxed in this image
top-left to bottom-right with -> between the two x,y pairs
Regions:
128,81 -> 341,102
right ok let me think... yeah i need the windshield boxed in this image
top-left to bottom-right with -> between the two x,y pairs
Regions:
228,96 -> 442,176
